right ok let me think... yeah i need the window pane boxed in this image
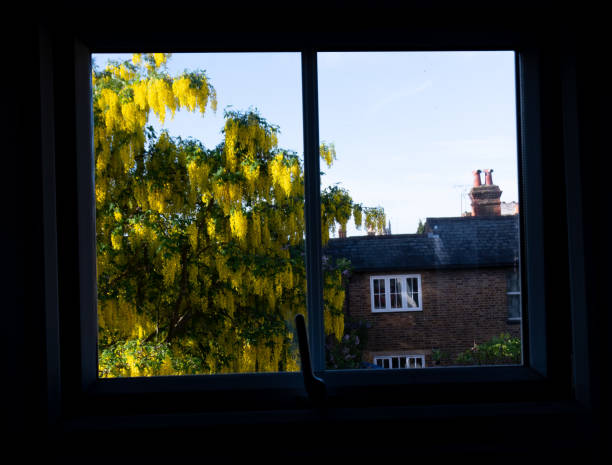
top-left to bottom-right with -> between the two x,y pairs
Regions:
508,294 -> 521,320
407,278 -> 419,308
373,278 -> 386,310
390,278 -> 403,308
321,51 -> 522,369
507,270 -> 520,292
93,52 -> 305,377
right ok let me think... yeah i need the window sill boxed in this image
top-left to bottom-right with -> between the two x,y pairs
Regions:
60,398 -> 589,432
70,364 -> 560,420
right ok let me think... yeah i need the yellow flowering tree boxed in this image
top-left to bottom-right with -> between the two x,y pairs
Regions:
94,53 -> 385,376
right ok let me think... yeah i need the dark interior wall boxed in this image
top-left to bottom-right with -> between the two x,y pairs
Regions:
574,28 -> 611,446
2,4 -> 609,461
3,19 -> 48,438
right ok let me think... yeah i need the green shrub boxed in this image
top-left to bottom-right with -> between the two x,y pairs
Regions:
325,318 -> 371,369
455,333 -> 521,365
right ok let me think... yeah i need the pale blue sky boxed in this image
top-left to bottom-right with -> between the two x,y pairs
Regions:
94,51 -> 518,235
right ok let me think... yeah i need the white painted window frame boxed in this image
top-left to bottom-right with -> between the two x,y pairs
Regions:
370,274 -> 422,312
507,270 -> 522,321
374,355 -> 426,369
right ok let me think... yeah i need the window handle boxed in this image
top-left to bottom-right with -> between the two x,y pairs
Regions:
295,313 -> 327,406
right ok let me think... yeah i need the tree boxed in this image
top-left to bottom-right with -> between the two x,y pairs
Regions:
94,53 -> 385,376
416,218 -> 425,234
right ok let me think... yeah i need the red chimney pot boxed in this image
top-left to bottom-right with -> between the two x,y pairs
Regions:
484,169 -> 494,186
472,169 -> 482,187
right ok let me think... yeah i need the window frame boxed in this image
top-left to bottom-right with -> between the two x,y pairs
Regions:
507,269 -> 522,322
370,275 -> 423,312
374,355 -> 426,369
43,23 -> 590,425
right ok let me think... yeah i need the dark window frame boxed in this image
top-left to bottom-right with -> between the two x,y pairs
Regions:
43,23 -> 590,427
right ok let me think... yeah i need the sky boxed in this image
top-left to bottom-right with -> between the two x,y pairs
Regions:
94,51 -> 518,236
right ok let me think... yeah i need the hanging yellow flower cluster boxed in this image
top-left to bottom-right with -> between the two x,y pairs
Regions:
93,53 -> 217,209
270,154 -> 293,198
324,269 -> 346,341
161,254 -> 181,286
320,142 -> 336,168
223,115 -> 278,172
98,298 -> 156,342
364,207 -> 387,233
229,209 -> 248,242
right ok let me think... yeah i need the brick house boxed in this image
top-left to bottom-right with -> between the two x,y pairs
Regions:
324,170 -> 521,368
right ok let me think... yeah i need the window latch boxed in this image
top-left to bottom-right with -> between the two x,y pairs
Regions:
295,314 -> 327,407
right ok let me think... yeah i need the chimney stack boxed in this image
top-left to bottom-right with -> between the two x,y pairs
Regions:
469,169 -> 502,216
338,226 -> 346,238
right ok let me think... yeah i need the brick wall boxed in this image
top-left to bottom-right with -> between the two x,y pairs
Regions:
342,268 -> 521,367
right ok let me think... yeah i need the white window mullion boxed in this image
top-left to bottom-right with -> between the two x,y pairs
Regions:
385,277 -> 391,311
402,278 -> 409,311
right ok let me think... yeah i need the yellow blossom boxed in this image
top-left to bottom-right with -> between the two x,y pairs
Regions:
229,209 -> 248,242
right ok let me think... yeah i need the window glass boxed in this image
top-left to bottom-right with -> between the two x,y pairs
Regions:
390,278 -> 402,308
320,52 -> 522,370
507,270 -> 521,320
407,277 -> 419,308
92,52 -> 305,377
373,278 -> 386,309
373,355 -> 426,369
507,269 -> 521,293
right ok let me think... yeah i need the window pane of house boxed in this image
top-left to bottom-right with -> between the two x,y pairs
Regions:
407,278 -> 419,308
373,278 -> 385,309
93,52 -> 305,377
508,294 -> 521,320
507,270 -> 520,292
390,278 -> 403,308
320,51 -> 522,370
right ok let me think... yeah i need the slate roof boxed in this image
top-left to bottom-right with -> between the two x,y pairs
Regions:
324,215 -> 520,271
